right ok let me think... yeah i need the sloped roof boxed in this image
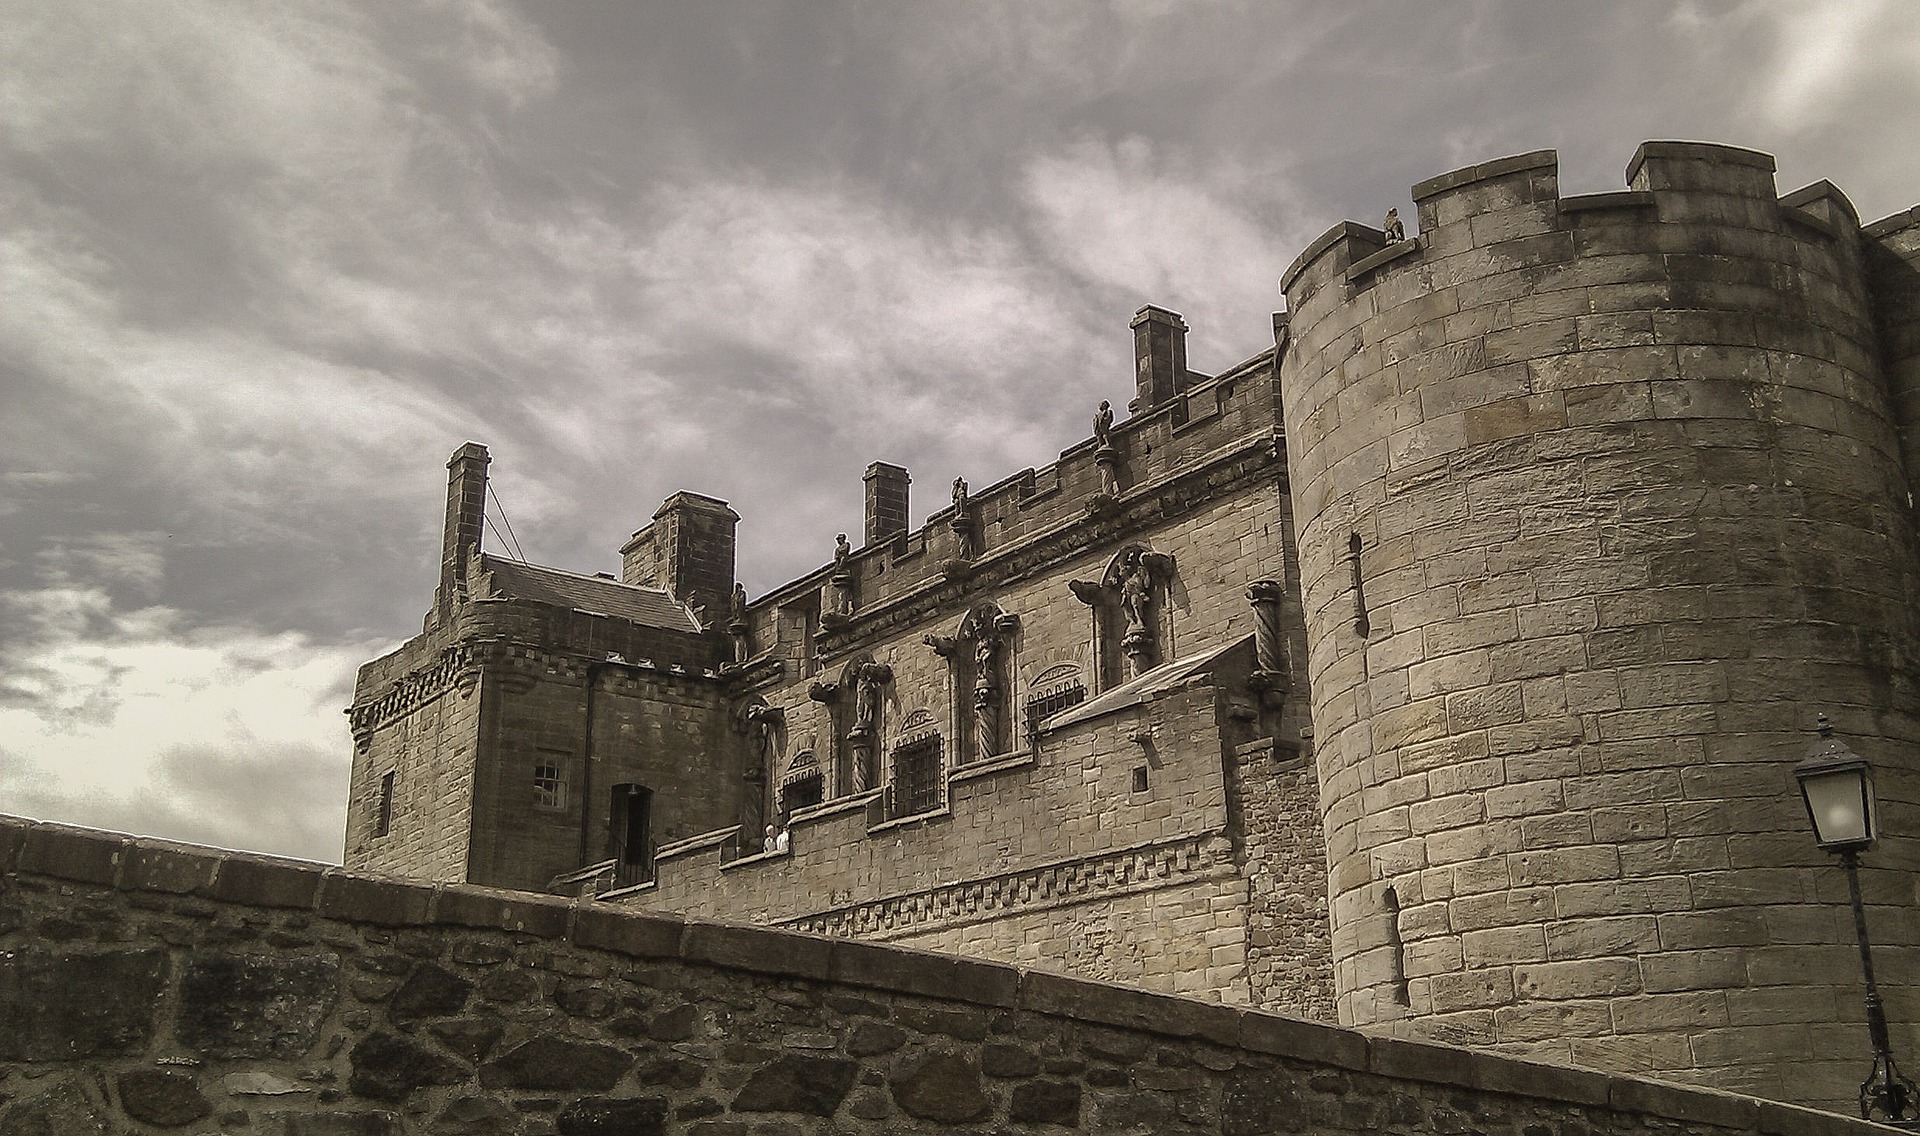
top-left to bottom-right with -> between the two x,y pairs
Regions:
1042,636 -> 1251,732
477,554 -> 701,632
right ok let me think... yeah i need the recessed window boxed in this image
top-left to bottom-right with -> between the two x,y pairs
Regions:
1131,766 -> 1149,794
533,762 -> 566,809
375,771 -> 395,837
891,734 -> 943,818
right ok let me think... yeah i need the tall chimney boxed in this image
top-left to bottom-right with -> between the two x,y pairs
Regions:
863,462 -> 911,547
435,442 -> 490,626
621,491 -> 739,618
1131,305 -> 1189,411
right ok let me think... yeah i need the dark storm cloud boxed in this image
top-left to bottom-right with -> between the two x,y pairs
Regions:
2,0 -> 1915,859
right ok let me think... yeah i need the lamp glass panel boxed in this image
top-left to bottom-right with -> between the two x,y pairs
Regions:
1801,767 -> 1871,846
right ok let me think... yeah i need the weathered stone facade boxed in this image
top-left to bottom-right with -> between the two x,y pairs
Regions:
343,141 -> 1920,1121
0,815 -> 1887,1135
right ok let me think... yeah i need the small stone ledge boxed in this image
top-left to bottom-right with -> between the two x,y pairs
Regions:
947,749 -> 1036,785
1864,203 -> 1920,239
1411,148 -> 1558,202
1344,237 -> 1422,283
1559,190 -> 1656,214
317,870 -> 434,927
1238,1010 -> 1367,1072
1280,220 -> 1385,294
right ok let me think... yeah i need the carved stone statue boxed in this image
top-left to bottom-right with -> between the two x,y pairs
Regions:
852,661 -> 892,732
1383,207 -> 1405,243
949,478 -> 975,562
1119,549 -> 1154,636
832,533 -> 852,577
1093,400 -> 1114,448
730,582 -> 748,625
728,582 -> 751,663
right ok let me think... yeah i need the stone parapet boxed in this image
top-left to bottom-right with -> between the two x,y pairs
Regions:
0,813 -> 1880,1135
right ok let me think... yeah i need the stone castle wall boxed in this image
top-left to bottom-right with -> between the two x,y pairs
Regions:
1278,141 -> 1920,1112
0,813 -> 1880,1136
348,598 -> 734,891
610,356 -> 1333,1016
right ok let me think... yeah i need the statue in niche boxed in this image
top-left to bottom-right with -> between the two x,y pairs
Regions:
1119,549 -> 1155,636
1383,207 -> 1405,243
852,661 -> 892,733
972,635 -> 999,763
1093,400 -> 1114,448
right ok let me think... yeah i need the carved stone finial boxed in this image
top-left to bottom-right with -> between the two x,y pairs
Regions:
1383,207 -> 1405,243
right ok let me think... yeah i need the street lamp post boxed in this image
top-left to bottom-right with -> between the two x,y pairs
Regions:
1795,715 -> 1918,1128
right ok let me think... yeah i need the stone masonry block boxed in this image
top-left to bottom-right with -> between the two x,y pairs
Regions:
436,885 -> 572,938
1514,957 -> 1641,1001
1019,970 -> 1239,1047
317,872 -> 433,927
122,842 -> 223,895
203,853 -> 324,909
682,921 -> 831,981
830,939 -> 1018,1008
1236,1011 -> 1368,1071
1640,948 -> 1749,993
1545,916 -> 1661,961
17,823 -> 126,886
1610,1076 -> 1762,1129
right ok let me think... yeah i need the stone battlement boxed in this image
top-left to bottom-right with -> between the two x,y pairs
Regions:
0,812 -> 1880,1135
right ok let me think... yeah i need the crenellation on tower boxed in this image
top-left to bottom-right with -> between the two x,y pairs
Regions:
1280,139 -> 1920,1114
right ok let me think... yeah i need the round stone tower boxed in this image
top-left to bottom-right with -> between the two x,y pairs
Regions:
1278,142 -> 1920,1113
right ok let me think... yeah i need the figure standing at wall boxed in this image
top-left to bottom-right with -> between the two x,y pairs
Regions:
972,634 -> 999,763
1094,400 -> 1113,448
951,477 -> 975,560
1382,207 -> 1405,242
728,582 -> 751,664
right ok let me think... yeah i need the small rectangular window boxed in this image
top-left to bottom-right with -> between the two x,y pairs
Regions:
1131,766 -> 1149,794
375,771 -> 395,837
533,762 -> 566,809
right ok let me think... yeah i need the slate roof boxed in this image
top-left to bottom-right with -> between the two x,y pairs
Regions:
477,554 -> 701,632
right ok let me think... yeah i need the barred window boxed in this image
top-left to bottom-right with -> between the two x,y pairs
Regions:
533,762 -> 566,809
891,734 -> 943,817
781,771 -> 824,815
1024,680 -> 1087,742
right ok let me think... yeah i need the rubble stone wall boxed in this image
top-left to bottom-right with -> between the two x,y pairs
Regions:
0,814 -> 1876,1136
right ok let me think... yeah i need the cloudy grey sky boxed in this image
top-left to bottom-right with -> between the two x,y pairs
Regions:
4,1 -> 1916,862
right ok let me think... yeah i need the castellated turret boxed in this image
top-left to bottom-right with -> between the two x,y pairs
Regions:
1279,141 -> 1920,1111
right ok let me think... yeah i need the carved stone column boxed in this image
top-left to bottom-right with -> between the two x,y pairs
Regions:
1247,578 -> 1291,694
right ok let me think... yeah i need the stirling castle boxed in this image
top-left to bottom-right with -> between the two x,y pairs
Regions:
345,142 -> 1920,1118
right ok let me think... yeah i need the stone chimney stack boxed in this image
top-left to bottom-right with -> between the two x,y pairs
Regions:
1131,305 -> 1189,411
862,462 -> 911,547
434,442 -> 489,627
621,491 -> 740,617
